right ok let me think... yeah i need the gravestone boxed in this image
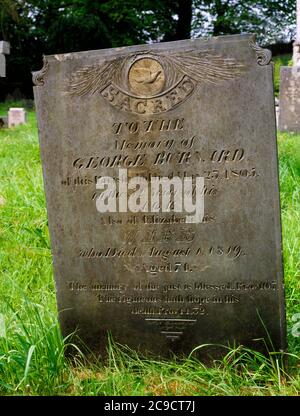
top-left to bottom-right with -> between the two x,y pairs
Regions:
33,34 -> 286,359
8,107 -> 26,128
279,67 -> 300,132
279,0 -> 300,132
0,115 -> 8,129
0,41 -> 10,78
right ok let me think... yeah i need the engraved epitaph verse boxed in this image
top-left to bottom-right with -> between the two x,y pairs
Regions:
33,35 -> 286,358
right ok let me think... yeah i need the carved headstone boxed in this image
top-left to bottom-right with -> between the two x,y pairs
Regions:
279,67 -> 300,132
8,108 -> 26,128
33,34 -> 286,359
279,0 -> 300,132
0,41 -> 10,77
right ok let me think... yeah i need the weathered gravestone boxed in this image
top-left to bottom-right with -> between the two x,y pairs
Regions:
8,107 -> 26,128
33,34 -> 286,359
279,0 -> 300,132
0,41 -> 10,78
279,66 -> 300,132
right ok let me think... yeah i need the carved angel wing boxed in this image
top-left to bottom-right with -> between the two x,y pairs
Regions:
165,50 -> 245,85
66,49 -> 245,97
67,55 -> 127,97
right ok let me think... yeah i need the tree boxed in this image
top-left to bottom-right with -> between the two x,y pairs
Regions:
0,0 -> 18,40
159,0 -> 193,41
0,0 -> 296,99
193,0 -> 296,44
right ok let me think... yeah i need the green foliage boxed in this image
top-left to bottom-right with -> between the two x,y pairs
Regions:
273,54 -> 292,97
1,1 -> 187,98
0,0 -> 296,99
0,107 -> 299,395
278,132 -> 300,349
193,0 -> 296,44
0,0 -> 18,39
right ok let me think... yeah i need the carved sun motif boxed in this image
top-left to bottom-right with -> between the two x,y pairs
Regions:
128,57 -> 165,97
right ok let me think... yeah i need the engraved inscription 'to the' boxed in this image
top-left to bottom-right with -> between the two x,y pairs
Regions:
128,58 -> 165,97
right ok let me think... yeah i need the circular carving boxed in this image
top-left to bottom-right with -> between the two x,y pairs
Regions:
128,57 -> 165,96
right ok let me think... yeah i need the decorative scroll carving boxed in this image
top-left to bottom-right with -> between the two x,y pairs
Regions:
249,37 -> 272,66
66,49 -> 245,114
32,56 -> 49,86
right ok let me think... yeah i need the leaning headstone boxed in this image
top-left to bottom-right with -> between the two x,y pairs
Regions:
0,41 -> 10,77
279,0 -> 300,132
8,108 -> 26,128
33,34 -> 286,359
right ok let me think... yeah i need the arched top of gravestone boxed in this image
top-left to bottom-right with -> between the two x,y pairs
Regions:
32,34 -> 272,91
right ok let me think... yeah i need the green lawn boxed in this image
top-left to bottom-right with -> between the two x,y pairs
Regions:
0,103 -> 299,396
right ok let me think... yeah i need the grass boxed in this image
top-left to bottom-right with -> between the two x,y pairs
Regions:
0,101 -> 299,396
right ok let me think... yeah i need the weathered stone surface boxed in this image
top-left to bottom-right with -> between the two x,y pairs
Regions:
0,41 -> 10,55
279,67 -> 300,132
0,41 -> 10,78
279,2 -> 300,132
8,108 -> 26,128
33,34 -> 286,359
0,53 -> 6,78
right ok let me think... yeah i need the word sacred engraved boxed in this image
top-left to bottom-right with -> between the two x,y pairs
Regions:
101,76 -> 194,114
67,50 -> 245,114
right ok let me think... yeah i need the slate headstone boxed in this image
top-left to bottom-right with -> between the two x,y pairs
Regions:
33,34 -> 286,359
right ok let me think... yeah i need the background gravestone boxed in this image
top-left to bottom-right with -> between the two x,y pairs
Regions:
0,41 -> 10,127
8,108 -> 27,128
279,67 -> 300,132
0,41 -> 10,78
279,0 -> 300,132
33,34 -> 286,359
